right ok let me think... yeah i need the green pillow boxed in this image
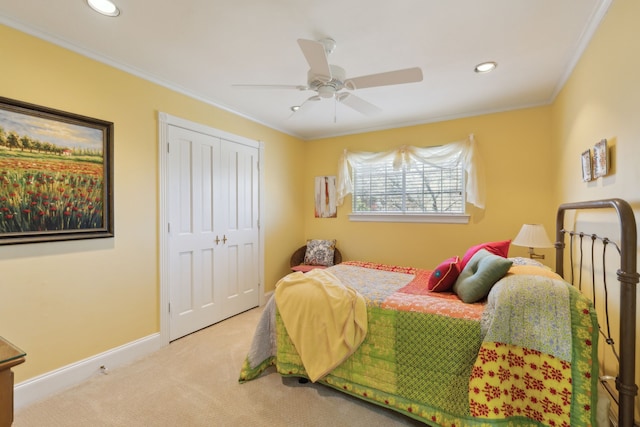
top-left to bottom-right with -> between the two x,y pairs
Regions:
453,249 -> 513,303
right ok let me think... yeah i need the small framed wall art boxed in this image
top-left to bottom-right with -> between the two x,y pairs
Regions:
314,175 -> 337,218
581,149 -> 592,182
592,138 -> 608,178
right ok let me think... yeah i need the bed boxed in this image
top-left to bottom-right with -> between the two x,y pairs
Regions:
239,198 -> 638,427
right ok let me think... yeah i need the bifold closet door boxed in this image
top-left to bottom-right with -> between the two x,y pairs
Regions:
167,125 -> 223,341
218,139 -> 260,319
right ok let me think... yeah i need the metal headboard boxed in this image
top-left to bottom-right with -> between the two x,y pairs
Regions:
555,198 -> 639,427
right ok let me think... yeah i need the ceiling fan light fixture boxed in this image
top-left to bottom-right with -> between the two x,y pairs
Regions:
87,0 -> 120,17
317,85 -> 335,99
319,38 -> 336,55
474,61 -> 497,73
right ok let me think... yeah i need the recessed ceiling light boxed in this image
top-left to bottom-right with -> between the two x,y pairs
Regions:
290,106 -> 300,112
474,61 -> 497,73
87,0 -> 120,17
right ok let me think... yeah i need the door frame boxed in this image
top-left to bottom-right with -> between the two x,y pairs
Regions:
158,112 -> 265,346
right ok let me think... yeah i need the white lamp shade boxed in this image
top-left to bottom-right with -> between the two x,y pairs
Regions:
512,224 -> 553,248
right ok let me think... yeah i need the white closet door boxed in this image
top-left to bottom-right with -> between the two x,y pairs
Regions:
167,125 -> 223,341
219,139 -> 260,318
166,125 -> 260,341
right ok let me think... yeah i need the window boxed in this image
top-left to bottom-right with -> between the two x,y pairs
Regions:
352,159 -> 465,215
336,136 -> 483,223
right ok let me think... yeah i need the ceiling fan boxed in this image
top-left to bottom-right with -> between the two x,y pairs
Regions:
233,38 -> 423,118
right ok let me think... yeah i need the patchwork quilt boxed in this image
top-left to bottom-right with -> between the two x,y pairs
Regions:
239,261 -> 599,427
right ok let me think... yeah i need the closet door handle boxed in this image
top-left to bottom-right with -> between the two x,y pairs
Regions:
222,235 -> 227,244
215,236 -> 220,245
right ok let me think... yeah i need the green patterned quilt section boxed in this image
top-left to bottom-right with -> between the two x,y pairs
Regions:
275,303 -> 482,422
276,306 -> 399,395
396,311 -> 481,416
568,284 -> 599,427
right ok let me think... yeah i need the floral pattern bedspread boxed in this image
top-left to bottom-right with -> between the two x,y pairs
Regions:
239,261 -> 599,427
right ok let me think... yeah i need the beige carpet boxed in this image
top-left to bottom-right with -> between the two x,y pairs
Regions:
14,306 -> 424,426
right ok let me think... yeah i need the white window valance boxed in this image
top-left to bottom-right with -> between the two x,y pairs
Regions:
336,134 -> 485,209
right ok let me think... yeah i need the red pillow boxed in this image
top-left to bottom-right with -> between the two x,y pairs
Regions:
460,240 -> 511,270
291,264 -> 327,273
427,256 -> 461,292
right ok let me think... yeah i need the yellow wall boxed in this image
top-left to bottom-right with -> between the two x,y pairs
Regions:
552,0 -> 640,205
303,107 -> 556,269
550,0 -> 640,420
0,24 -> 305,382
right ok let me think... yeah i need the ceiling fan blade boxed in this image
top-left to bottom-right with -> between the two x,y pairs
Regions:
337,93 -> 382,116
345,67 -> 423,90
232,84 -> 308,91
297,39 -> 332,82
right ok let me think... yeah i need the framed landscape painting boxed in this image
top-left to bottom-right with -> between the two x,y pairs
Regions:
0,97 -> 114,245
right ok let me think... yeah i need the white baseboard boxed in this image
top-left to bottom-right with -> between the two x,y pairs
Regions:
14,333 -> 163,411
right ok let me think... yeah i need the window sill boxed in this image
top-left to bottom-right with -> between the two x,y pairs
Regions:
348,213 -> 470,224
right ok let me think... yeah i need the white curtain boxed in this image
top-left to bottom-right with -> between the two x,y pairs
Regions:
336,134 -> 485,209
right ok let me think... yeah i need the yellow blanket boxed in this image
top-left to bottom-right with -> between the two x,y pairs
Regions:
274,269 -> 367,382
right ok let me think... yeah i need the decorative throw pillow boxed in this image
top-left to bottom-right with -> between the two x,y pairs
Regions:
427,256 -> 461,292
453,249 -> 513,303
291,264 -> 327,273
459,240 -> 511,270
304,239 -> 336,266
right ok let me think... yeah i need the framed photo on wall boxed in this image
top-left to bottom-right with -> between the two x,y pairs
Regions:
592,138 -> 608,178
581,149 -> 592,182
0,96 -> 114,245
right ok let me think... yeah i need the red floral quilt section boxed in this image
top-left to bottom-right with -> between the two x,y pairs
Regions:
469,342 -> 575,427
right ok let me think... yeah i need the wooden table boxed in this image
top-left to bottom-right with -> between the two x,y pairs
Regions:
0,337 -> 26,427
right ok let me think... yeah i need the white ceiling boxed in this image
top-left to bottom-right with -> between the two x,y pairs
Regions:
0,0 -> 610,140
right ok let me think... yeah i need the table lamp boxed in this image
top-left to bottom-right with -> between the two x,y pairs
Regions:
512,223 -> 553,259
